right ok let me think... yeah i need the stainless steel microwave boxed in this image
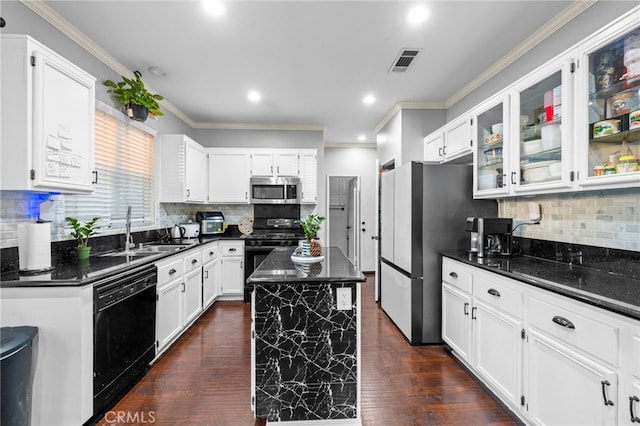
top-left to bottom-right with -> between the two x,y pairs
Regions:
250,177 -> 300,204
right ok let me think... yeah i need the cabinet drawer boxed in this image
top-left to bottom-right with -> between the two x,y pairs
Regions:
201,243 -> 219,263
220,241 -> 244,257
528,296 -> 619,366
442,258 -> 472,293
156,257 -> 184,285
184,251 -> 202,273
474,274 -> 523,318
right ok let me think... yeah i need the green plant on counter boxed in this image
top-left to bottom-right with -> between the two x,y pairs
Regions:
300,213 -> 325,241
65,217 -> 100,248
103,70 -> 164,119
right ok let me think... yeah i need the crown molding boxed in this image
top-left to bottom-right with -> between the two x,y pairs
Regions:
374,101 -> 445,134
325,143 -> 377,149
192,122 -> 326,132
445,0 -> 597,108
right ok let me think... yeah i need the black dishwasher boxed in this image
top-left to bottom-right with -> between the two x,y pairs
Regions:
93,264 -> 157,415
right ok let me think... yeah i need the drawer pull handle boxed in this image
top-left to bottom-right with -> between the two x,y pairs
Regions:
192,259 -> 198,264
229,248 -> 237,252
630,396 -> 640,423
552,315 -> 575,329
449,272 -> 458,278
487,288 -> 501,297
209,251 -> 214,256
168,268 -> 177,275
601,380 -> 614,406
463,302 -> 469,316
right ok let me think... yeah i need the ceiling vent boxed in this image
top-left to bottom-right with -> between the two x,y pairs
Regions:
389,48 -> 422,73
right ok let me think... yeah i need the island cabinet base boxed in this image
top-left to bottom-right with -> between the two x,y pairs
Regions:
252,282 -> 360,423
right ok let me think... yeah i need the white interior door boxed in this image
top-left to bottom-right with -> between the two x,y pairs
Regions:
359,175 -> 376,272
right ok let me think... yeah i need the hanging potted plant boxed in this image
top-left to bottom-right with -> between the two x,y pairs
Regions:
103,70 -> 164,121
65,216 -> 100,260
299,213 -> 325,257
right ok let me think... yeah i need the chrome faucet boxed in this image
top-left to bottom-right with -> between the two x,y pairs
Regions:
125,206 -> 134,250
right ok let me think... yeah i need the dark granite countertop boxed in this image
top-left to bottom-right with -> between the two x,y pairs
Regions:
442,251 -> 640,321
0,232 -> 245,288
247,247 -> 366,285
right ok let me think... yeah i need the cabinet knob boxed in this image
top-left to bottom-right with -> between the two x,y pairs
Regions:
192,259 -> 198,264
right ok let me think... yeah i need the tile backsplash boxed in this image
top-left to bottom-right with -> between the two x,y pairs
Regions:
501,188 -> 640,252
0,191 -> 318,248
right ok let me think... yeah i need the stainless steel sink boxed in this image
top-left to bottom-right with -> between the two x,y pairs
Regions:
100,244 -> 188,257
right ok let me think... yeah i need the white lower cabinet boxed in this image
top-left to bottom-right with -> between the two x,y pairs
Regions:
156,277 -> 183,350
220,241 -> 244,298
202,242 -> 220,309
442,257 -> 639,425
442,283 -> 472,362
527,329 -> 618,426
155,249 -> 204,355
474,299 -> 523,408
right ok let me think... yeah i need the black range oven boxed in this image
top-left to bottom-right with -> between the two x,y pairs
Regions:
244,205 -> 303,302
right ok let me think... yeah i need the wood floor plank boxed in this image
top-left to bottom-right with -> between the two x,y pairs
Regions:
92,274 -> 517,425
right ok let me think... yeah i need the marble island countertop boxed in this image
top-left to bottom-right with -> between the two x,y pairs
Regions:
247,247 -> 365,284
442,251 -> 640,321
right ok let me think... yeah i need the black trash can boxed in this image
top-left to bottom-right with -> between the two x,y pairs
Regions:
1,326 -> 38,426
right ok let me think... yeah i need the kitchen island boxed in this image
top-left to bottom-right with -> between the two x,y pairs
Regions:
247,246 -> 366,424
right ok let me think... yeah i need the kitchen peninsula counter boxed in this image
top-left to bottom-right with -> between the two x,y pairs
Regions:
247,247 -> 365,424
442,251 -> 640,320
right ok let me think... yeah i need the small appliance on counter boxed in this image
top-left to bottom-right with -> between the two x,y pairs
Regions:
180,221 -> 200,239
465,217 -> 513,257
196,211 -> 225,235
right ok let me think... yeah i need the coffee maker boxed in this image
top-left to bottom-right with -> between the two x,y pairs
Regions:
465,217 -> 513,257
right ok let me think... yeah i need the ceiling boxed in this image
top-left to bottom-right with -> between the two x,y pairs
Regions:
38,0 -> 580,145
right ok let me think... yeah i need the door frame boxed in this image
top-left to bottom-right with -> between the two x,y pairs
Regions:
326,175 -> 361,269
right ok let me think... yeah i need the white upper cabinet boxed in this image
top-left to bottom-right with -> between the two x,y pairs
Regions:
423,115 -> 473,164
158,134 -> 207,203
574,12 -> 640,190
250,150 -> 300,177
473,94 -> 511,197
208,148 -> 250,203
1,34 -> 96,193
443,115 -> 474,161
423,130 -> 444,163
299,150 -> 318,204
510,57 -> 575,195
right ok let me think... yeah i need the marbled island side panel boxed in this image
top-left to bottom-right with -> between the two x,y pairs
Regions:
254,282 -> 357,422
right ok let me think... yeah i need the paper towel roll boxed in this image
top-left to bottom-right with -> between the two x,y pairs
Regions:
18,222 -> 52,272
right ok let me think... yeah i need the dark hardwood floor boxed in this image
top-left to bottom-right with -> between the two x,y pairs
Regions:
94,274 -> 517,425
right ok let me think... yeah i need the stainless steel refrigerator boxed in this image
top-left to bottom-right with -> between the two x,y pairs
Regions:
380,161 -> 496,344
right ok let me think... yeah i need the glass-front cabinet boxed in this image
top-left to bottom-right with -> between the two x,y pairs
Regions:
473,94 -> 511,197
510,57 -> 574,194
576,19 -> 640,188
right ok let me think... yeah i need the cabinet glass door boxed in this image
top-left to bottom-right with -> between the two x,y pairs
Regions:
474,95 -> 510,196
583,26 -> 640,183
515,66 -> 567,190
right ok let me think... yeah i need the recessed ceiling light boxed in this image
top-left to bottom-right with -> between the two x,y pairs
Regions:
363,95 -> 375,105
407,5 -> 429,24
358,135 -> 367,142
202,0 -> 225,16
248,91 -> 261,102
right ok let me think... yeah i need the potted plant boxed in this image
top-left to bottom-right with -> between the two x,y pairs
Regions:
65,216 -> 100,259
103,70 -> 164,121
299,213 -> 325,256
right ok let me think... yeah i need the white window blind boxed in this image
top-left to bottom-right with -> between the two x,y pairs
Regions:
65,109 -> 155,229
